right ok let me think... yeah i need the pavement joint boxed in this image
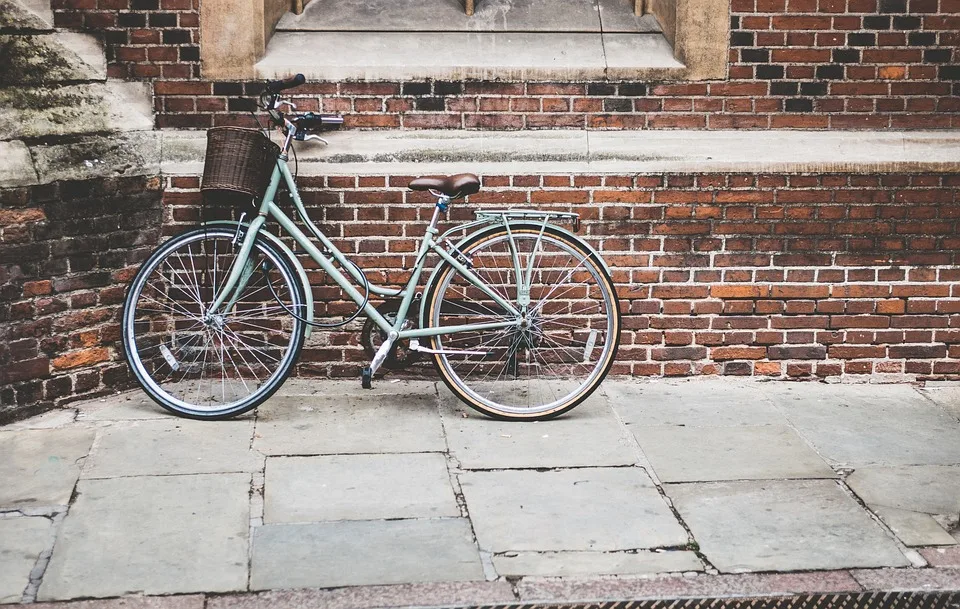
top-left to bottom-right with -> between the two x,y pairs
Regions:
837,474 -> 934,568
21,511 -> 64,603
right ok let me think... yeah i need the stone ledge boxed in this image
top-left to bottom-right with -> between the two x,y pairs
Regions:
4,129 -> 960,189
160,129 -> 960,177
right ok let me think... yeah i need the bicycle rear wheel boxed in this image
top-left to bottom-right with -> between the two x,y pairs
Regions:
122,226 -> 306,419
423,224 -> 620,420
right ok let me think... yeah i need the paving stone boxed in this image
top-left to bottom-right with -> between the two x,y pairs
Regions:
0,428 -> 95,508
264,453 -> 459,523
251,519 -> 482,589
847,466 -> 960,516
460,468 -> 687,552
493,550 -> 702,577
38,474 -> 249,600
440,387 -> 636,469
920,387 -> 960,421
274,378 -> 437,397
630,425 -> 835,482
516,571 -> 863,602
81,419 -> 259,478
31,596 -> 206,609
608,379 -> 787,427
919,546 -> 960,567
76,392 -> 169,421
851,568 -> 960,591
667,480 -> 910,572
0,516 -> 51,603
873,508 -> 956,547
254,393 -> 445,456
766,383 -> 960,466
207,582 -> 515,609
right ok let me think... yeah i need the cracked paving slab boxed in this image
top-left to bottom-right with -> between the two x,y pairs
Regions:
38,474 -> 250,601
460,467 -> 688,552
81,419 -> 259,478
0,428 -> 95,508
493,549 -> 703,577
254,392 -> 445,456
440,385 -> 636,469
251,518 -> 483,590
0,516 -> 53,603
629,425 -> 836,483
667,479 -> 911,572
763,382 -> 960,466
846,465 -> 960,547
264,453 -> 459,523
608,379 -> 787,427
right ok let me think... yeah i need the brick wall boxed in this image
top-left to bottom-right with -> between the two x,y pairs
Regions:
53,0 -> 959,130
0,176 -> 163,423
161,171 -> 960,381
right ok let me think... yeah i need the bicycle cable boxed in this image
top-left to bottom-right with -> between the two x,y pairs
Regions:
262,257 -> 372,329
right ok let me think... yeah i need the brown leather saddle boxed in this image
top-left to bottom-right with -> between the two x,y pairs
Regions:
408,173 -> 481,199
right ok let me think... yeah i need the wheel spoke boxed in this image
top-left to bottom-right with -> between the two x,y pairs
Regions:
123,229 -> 304,418
428,228 -> 618,418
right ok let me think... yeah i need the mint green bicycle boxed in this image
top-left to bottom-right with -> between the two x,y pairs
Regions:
121,75 -> 620,421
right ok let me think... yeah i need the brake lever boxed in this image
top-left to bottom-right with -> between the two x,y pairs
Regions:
302,134 -> 329,145
276,100 -> 297,111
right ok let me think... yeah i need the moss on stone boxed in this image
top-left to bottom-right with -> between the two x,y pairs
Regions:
0,35 -> 92,87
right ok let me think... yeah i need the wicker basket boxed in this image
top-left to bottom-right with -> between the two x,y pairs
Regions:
201,127 -> 281,205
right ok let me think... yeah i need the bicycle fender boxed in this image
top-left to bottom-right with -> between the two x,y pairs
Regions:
202,221 -> 315,338
419,221 -> 611,329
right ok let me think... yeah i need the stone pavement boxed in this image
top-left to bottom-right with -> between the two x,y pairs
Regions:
1,378 -> 959,607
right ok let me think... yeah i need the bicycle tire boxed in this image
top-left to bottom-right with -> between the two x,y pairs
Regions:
122,226 -> 306,419
423,223 -> 620,420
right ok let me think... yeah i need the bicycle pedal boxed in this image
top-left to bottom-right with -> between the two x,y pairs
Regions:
361,367 -> 372,389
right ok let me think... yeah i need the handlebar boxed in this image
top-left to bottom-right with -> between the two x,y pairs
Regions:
265,73 -> 305,94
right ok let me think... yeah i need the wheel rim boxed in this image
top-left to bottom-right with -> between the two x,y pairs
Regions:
430,230 -> 617,416
123,230 -> 303,415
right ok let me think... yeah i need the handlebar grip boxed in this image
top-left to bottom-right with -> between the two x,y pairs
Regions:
265,73 -> 305,93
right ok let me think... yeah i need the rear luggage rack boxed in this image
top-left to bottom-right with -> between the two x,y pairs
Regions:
474,209 -> 580,231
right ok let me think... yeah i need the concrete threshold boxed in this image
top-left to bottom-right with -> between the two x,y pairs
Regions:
160,129 -> 960,177
255,31 -> 682,82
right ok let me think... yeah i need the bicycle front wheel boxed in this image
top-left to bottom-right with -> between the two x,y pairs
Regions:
423,224 -> 620,420
122,226 -> 306,419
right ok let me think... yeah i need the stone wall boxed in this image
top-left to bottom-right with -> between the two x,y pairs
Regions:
51,0 -> 959,130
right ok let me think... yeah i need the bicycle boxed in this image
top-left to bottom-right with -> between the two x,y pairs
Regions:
121,74 -> 621,421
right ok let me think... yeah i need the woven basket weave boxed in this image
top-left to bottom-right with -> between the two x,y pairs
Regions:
201,127 -> 280,204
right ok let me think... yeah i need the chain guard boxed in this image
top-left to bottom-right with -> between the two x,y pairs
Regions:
360,300 -> 421,370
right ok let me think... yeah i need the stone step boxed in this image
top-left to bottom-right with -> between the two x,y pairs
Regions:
256,30 -> 680,81
277,0 -> 660,33
0,32 -> 106,87
0,0 -> 54,31
0,81 -> 153,140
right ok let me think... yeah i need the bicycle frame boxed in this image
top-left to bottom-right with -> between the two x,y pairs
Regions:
207,155 -> 522,342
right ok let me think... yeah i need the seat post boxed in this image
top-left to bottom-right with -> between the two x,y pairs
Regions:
428,193 -> 451,231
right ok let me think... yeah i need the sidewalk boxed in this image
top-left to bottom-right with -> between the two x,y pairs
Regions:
2,377 -> 959,607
